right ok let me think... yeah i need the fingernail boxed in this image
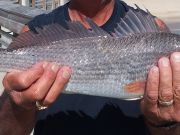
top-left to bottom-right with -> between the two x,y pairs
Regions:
160,58 -> 169,67
173,53 -> 180,62
51,63 -> 59,72
62,67 -> 71,79
43,62 -> 48,69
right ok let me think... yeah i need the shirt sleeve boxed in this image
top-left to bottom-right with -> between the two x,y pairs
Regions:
27,12 -> 55,31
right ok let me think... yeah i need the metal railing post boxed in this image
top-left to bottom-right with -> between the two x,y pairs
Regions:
42,0 -> 47,10
60,0 -> 69,5
52,0 -> 56,10
21,0 -> 30,6
57,0 -> 60,7
32,0 -> 35,7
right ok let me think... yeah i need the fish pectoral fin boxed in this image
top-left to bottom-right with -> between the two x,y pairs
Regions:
124,80 -> 146,94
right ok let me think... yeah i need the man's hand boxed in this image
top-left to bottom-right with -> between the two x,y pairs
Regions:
0,62 -> 71,135
141,52 -> 180,134
3,62 -> 71,110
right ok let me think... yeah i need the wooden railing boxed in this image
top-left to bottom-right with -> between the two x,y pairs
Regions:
31,0 -> 61,10
0,1 -> 47,47
0,0 -> 69,47
17,0 -> 65,10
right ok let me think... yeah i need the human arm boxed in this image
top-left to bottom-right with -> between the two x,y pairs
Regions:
0,61 -> 71,135
141,52 -> 180,135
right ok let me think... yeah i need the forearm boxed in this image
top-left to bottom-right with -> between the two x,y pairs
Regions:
0,92 -> 36,135
146,121 -> 180,135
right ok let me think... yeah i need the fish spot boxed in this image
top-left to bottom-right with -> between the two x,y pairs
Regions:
124,80 -> 145,94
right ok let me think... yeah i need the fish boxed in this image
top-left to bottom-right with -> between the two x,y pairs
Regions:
0,6 -> 180,100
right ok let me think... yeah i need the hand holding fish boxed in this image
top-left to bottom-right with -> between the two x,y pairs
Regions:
141,52 -> 180,132
2,62 -> 71,110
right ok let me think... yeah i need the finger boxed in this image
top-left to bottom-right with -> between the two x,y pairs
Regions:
158,57 -> 173,101
22,63 -> 60,102
3,62 -> 45,91
42,66 -> 72,106
143,66 -> 159,108
170,52 -> 180,105
158,57 -> 174,119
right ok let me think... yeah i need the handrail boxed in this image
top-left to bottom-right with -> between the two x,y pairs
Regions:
0,1 -> 47,34
0,1 -> 47,47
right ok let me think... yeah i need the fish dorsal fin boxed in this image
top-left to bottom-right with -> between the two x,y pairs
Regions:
8,5 -> 168,50
113,5 -> 168,37
8,19 -> 110,50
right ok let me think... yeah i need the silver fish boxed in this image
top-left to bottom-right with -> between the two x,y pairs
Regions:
0,7 -> 179,100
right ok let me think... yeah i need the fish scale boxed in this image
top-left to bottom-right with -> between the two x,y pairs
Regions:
0,7 -> 180,100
